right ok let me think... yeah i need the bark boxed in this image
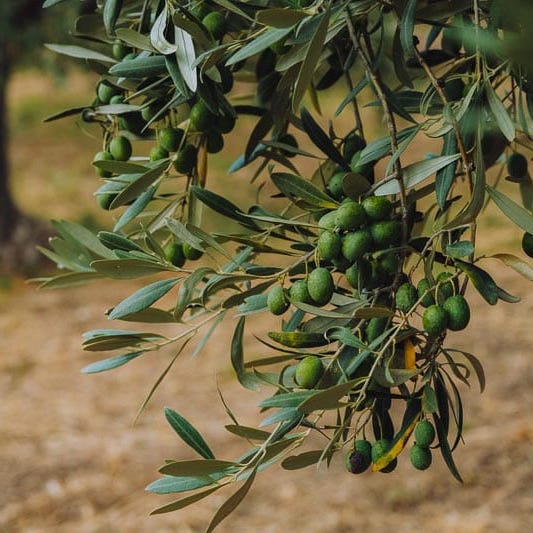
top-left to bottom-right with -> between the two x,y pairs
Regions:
0,39 -> 18,242
0,33 -> 50,273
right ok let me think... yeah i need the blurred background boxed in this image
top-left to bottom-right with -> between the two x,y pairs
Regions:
0,2 -> 532,532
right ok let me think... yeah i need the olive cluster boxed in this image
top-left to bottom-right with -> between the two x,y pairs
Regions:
505,152 -> 533,257
164,240 -> 204,268
316,196 -> 402,291
344,418 -> 436,475
396,273 -> 471,337
92,4 -> 236,209
409,419 -> 435,470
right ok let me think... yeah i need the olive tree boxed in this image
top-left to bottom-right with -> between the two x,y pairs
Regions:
42,0 -> 533,529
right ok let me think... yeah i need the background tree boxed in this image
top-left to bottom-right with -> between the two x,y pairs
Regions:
41,0 -> 533,530
0,0 -> 96,271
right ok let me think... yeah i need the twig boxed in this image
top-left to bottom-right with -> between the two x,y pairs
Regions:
413,46 -> 474,195
344,11 -> 409,247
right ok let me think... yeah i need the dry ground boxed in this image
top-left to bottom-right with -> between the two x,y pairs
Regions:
0,71 -> 532,532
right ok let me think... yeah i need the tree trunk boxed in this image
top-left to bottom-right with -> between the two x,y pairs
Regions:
0,39 -> 18,243
0,39 -> 50,273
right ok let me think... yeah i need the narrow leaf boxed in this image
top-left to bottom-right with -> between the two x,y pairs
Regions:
400,0 -> 418,60
300,108 -> 349,170
109,55 -> 167,78
45,43 -> 116,63
145,474 -> 222,494
281,450 -> 323,470
436,131 -> 458,208
150,486 -> 220,515
292,9 -> 330,112
446,241 -> 474,259
150,6 -> 176,54
488,253 -> 533,281
160,460 -> 237,477
486,82 -> 515,142
175,26 -> 197,92
297,380 -> 360,414
375,154 -> 461,195
205,464 -> 259,533
433,412 -> 463,482
267,331 -> 328,348
164,408 -> 215,460
81,351 -> 145,374
109,278 -> 180,320
487,186 -> 533,233
271,172 -> 338,208
226,28 -> 293,66
225,425 -> 271,441
455,260 -> 498,305
231,317 -> 260,391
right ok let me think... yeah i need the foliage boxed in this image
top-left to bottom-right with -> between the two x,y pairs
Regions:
41,0 -> 533,529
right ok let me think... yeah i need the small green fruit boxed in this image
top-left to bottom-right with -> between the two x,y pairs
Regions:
119,112 -> 146,135
414,420 -> 435,447
410,444 -> 432,470
345,259 -> 371,290
190,100 -> 216,132
109,136 -> 132,161
378,252 -> 400,277
417,278 -> 435,308
343,133 -> 366,162
371,439 -> 397,473
109,94 -> 124,105
215,113 -> 236,134
335,201 -> 366,231
366,317 -> 388,343
507,152 -> 528,179
141,102 -> 160,122
423,305 -> 448,337
443,294 -> 470,331
345,440 -> 372,474
174,144 -> 198,174
93,150 -> 114,178
444,78 -> 465,101
164,242 -> 186,268
149,145 -> 169,161
202,11 -> 226,40
112,40 -> 131,60
206,130 -> 224,153
295,355 -> 324,389
370,220 -> 402,248
183,243 -> 203,261
342,230 -> 373,262
159,128 -> 184,153
289,279 -> 312,304
267,285 -> 289,316
395,283 -> 418,313
97,81 -> 120,104
327,172 -> 345,200
522,232 -> 533,258
436,271 -> 455,303
96,193 -> 116,210
362,196 -> 393,221
307,267 -> 334,306
317,231 -> 342,261
318,211 -> 337,234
